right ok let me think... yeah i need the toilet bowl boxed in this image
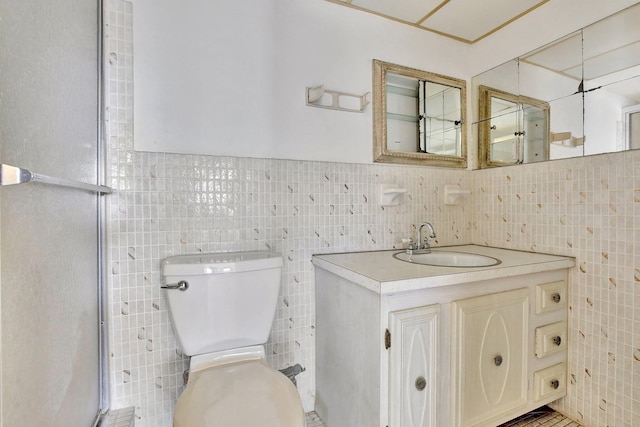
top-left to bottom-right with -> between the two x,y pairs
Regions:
174,347 -> 304,427
162,252 -> 305,427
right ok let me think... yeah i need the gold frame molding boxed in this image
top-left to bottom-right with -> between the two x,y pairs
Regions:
373,59 -> 468,168
478,85 -> 550,169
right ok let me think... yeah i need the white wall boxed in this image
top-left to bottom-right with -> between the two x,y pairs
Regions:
132,0 -> 471,163
585,89 -> 639,155
133,0 -> 639,166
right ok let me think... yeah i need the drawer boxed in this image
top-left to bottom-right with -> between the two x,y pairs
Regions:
534,363 -> 566,401
535,281 -> 567,314
535,321 -> 567,358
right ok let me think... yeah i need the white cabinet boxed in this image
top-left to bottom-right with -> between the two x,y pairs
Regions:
451,288 -> 529,427
533,362 -> 567,402
313,249 -> 572,427
535,280 -> 567,314
388,305 -> 439,427
535,321 -> 567,358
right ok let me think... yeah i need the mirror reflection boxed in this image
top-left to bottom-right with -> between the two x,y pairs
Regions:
478,86 -> 550,167
473,3 -> 640,168
374,60 -> 467,168
624,104 -> 640,149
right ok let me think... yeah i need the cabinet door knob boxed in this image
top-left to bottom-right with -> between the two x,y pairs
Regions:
552,335 -> 562,346
415,376 -> 426,391
494,355 -> 503,366
550,379 -> 560,389
551,292 -> 561,303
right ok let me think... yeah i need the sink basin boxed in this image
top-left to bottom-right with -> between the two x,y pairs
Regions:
393,250 -> 501,267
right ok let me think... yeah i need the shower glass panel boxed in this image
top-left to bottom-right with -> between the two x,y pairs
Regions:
0,0 -> 105,426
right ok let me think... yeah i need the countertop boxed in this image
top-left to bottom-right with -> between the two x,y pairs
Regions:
312,245 -> 575,295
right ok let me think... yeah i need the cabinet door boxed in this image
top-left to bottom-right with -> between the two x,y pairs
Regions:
489,102 -> 520,164
452,288 -> 529,427
388,305 -> 440,427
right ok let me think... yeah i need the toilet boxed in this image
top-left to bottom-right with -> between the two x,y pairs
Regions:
162,251 -> 305,427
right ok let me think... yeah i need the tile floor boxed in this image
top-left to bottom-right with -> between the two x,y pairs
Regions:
305,407 -> 582,427
100,406 -> 579,426
101,407 -> 135,427
305,411 -> 325,427
498,407 -> 582,427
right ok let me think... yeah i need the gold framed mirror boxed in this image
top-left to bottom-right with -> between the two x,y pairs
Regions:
373,60 -> 467,167
478,86 -> 550,168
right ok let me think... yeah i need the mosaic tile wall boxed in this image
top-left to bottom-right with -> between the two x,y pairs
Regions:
472,152 -> 640,427
104,2 -> 471,425
105,1 -> 639,426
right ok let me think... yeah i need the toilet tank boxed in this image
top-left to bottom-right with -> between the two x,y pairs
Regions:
162,251 -> 283,356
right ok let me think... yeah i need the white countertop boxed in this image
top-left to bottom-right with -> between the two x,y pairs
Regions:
312,245 -> 575,295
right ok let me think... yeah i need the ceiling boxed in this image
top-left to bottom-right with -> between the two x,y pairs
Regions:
521,3 -> 640,82
326,0 -> 550,43
331,0 -> 640,100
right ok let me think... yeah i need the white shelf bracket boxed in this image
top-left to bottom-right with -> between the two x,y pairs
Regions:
306,85 -> 370,113
380,184 -> 408,207
444,185 -> 470,205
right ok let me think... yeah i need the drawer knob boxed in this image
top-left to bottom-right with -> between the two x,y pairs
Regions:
551,292 -> 561,303
553,335 -> 562,346
415,376 -> 426,391
550,379 -> 560,389
494,355 -> 503,366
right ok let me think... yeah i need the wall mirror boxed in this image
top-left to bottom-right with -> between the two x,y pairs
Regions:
478,86 -> 550,167
473,3 -> 640,168
373,60 -> 467,167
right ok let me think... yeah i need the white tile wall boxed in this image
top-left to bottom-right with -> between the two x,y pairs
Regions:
472,153 -> 640,427
104,2 -> 470,425
105,1 -> 640,426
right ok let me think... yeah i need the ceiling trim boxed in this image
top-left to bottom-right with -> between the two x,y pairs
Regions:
416,0 -> 451,26
520,58 -> 581,83
325,0 -> 473,43
326,0 -> 551,44
469,0 -> 550,44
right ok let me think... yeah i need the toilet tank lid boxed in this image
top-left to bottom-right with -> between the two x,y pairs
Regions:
162,251 -> 283,276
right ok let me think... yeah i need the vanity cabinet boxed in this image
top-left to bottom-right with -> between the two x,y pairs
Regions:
313,245 -> 574,427
388,305 -> 439,427
451,288 -> 529,427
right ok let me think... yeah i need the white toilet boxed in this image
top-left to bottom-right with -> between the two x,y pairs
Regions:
162,251 -> 305,427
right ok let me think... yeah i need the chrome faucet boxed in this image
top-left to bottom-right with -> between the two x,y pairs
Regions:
406,222 -> 437,254
418,222 -> 436,250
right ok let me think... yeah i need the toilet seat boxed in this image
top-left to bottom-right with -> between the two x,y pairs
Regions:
174,355 -> 305,427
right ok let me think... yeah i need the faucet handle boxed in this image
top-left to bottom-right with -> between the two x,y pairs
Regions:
402,238 -> 416,249
402,238 -> 417,253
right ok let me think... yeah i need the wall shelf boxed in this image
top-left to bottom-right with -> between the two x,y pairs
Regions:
306,85 -> 370,113
444,185 -> 471,205
379,184 -> 408,206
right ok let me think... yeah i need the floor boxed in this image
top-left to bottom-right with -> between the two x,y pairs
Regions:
305,411 -> 325,427
101,407 -> 135,427
101,406 -> 580,426
499,407 -> 583,427
305,406 -> 583,427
